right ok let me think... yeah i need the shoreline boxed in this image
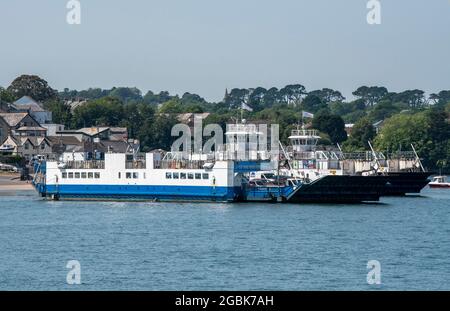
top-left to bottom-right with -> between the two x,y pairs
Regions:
0,173 -> 34,192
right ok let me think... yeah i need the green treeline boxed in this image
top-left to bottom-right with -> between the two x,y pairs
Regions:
1,75 -> 449,171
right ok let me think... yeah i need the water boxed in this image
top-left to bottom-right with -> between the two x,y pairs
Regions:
0,188 -> 449,290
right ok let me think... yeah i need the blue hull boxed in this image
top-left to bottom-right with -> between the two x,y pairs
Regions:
39,184 -> 240,202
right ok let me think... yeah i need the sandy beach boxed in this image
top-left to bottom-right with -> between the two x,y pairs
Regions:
0,173 -> 34,193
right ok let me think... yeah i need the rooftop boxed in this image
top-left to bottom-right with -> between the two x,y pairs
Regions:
12,96 -> 46,112
0,112 -> 29,127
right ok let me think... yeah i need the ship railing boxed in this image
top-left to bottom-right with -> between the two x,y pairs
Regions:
214,151 -> 272,161
226,124 -> 261,134
386,151 -> 417,160
289,151 -> 316,160
158,160 -> 206,170
339,152 -> 386,161
290,129 -> 319,137
125,160 -> 146,169
65,160 -> 105,170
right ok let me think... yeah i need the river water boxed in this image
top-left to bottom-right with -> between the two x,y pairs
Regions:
0,187 -> 449,290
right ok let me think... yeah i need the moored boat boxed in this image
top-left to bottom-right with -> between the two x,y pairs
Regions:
429,176 -> 450,188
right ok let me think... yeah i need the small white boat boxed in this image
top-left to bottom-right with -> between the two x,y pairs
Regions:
429,176 -> 450,188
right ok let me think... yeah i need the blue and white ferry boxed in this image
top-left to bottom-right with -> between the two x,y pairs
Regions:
32,151 -> 301,202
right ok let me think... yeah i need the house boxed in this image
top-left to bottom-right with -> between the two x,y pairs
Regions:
345,124 -> 354,136
65,99 -> 88,112
177,113 -> 211,128
0,112 -> 43,144
11,96 -> 52,124
42,124 -> 65,136
0,135 -> 53,161
48,136 -> 139,161
56,127 -> 128,142
373,120 -> 385,134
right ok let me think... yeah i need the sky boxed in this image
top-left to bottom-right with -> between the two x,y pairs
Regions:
0,0 -> 449,102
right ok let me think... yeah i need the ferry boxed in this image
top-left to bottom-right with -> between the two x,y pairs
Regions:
281,128 -> 432,197
32,151 -> 302,203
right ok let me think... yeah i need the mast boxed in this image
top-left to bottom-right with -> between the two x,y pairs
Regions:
411,144 -> 425,172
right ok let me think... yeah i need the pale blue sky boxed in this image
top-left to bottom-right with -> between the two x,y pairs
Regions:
0,0 -> 449,101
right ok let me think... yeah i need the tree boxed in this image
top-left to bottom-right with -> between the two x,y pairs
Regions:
0,87 -> 14,103
263,87 -> 280,108
71,97 -> 125,128
309,88 -> 345,104
301,94 -> 327,113
248,87 -> 267,111
352,86 -> 388,107
342,117 -> 376,151
279,84 -> 307,106
374,108 -> 450,170
225,88 -> 251,110
109,87 -> 142,103
429,90 -> 450,106
391,90 -> 425,109
312,113 -> 347,144
143,91 -> 173,106
139,114 -> 179,151
181,92 -> 207,106
159,99 -> 184,114
7,75 -> 58,102
43,100 -> 72,126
